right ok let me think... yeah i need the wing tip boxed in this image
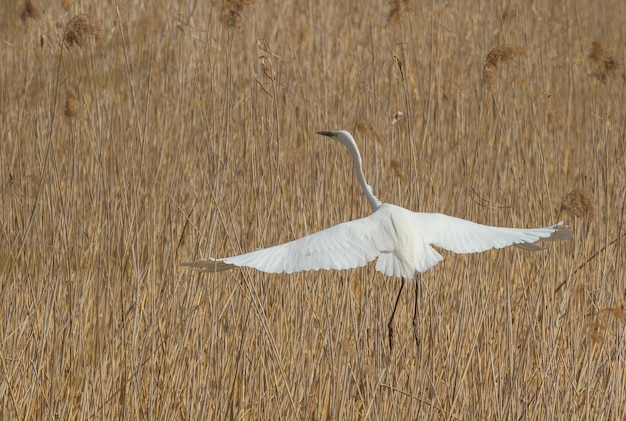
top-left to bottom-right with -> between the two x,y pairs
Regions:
548,221 -> 574,241
180,258 -> 235,272
517,221 -> 573,251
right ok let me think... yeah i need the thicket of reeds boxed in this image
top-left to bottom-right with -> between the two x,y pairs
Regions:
1,0 -> 624,418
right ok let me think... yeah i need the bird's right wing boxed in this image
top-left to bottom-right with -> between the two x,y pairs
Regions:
416,213 -> 572,254
181,213 -> 395,274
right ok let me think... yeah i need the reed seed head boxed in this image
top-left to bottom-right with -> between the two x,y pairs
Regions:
64,89 -> 83,122
559,189 -> 595,223
485,45 -> 525,65
483,45 -> 525,91
388,0 -> 411,24
355,120 -> 382,144
20,0 -> 42,23
606,308 -> 626,322
220,0 -> 254,29
391,159 -> 407,183
63,14 -> 102,49
589,41 -> 617,83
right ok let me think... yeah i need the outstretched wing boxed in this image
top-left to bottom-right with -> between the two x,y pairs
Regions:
181,212 -> 396,274
417,213 -> 572,253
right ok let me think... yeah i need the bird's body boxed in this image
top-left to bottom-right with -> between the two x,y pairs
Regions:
182,130 -> 572,349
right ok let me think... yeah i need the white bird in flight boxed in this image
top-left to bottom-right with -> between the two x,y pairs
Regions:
182,130 -> 572,349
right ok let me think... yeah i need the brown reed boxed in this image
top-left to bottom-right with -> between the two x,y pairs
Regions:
64,89 -> 83,123
20,0 -> 42,23
62,14 -> 102,48
391,111 -> 404,125
483,44 -> 525,91
559,189 -> 595,223
2,1 -> 624,419
355,120 -> 382,144
606,307 -> 626,322
220,0 -> 254,29
390,159 -> 407,183
388,0 -> 411,24
257,56 -> 274,81
589,41 -> 617,83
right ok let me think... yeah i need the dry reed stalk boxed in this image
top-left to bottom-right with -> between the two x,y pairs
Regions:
3,1 -> 625,418
483,44 -> 525,91
62,14 -> 102,48
220,0 -> 254,29
20,0 -> 42,23
559,189 -> 595,223
588,41 -> 617,83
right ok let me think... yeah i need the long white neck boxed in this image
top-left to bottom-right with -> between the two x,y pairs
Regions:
341,132 -> 383,211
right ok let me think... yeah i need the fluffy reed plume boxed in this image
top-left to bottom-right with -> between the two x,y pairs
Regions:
500,5 -> 519,22
388,0 -> 411,24
559,189 -> 595,223
61,0 -> 72,11
20,0 -> 42,23
390,159 -> 407,183
588,41 -> 617,83
355,120 -> 382,144
63,14 -> 102,48
588,319 -> 607,344
606,308 -> 626,322
220,0 -> 254,29
483,44 -> 525,91
64,89 -> 83,123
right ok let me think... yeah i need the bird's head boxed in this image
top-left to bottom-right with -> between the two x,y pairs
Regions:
316,129 -> 382,210
316,130 -> 356,150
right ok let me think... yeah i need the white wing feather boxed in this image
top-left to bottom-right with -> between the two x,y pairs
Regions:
182,211 -> 396,274
416,213 -> 570,253
182,206 -> 571,276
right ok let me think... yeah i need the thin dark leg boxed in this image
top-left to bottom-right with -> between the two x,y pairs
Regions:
387,277 -> 405,351
412,275 -> 421,346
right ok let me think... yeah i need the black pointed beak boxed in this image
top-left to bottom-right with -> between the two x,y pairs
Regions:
316,131 -> 335,138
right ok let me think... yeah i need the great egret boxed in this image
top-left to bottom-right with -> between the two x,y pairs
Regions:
182,130 -> 572,350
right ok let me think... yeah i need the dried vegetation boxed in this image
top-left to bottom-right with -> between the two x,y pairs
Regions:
1,0 -> 624,419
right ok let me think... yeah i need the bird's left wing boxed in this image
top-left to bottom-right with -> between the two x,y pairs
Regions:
416,213 -> 571,254
181,213 -> 395,274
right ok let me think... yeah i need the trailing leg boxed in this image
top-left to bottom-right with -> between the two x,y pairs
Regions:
412,275 -> 421,347
387,277 -> 405,351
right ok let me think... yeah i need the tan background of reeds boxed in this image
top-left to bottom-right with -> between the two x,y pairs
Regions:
1,0 -> 625,419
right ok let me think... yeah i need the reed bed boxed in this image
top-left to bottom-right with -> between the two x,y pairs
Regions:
1,0 -> 624,418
